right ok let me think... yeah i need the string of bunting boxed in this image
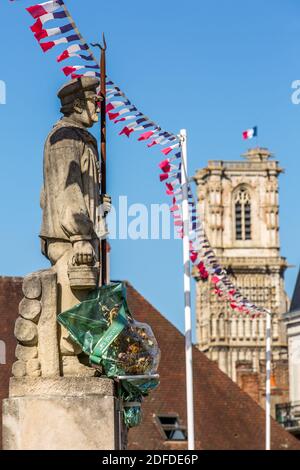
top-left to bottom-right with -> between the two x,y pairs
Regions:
105,83 -> 267,317
11,0 -> 267,318
25,0 -> 100,78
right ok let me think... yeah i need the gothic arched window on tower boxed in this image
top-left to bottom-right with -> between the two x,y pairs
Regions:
234,187 -> 251,241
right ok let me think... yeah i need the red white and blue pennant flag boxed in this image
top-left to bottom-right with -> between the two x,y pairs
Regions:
30,10 -> 67,34
24,0 -> 99,78
27,0 -> 64,17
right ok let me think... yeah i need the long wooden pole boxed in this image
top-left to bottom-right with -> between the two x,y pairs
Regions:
92,36 -> 108,285
100,35 -> 107,285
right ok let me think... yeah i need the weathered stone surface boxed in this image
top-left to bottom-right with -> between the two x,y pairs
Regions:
9,377 -> 115,398
22,274 -> 42,300
3,395 -> 118,450
26,360 -> 41,378
19,298 -> 41,322
15,345 -> 38,361
14,318 -> 38,346
3,377 -> 122,450
12,361 -> 26,378
38,270 -> 59,377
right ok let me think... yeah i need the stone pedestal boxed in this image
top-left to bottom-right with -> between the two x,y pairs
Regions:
3,377 -> 125,450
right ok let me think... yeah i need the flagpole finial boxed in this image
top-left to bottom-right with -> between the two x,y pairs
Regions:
91,34 -> 107,52
101,33 -> 107,51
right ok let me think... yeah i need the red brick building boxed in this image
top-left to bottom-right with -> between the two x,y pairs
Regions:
0,276 -> 299,450
236,359 -> 290,417
0,276 -> 22,448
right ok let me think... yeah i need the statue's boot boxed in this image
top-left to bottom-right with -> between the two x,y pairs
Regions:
62,355 -> 96,377
60,325 -> 96,376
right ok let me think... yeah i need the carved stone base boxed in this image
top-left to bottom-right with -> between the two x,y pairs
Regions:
12,270 -> 60,379
2,377 -> 126,450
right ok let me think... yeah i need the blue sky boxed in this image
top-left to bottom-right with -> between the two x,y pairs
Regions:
1,0 -> 300,337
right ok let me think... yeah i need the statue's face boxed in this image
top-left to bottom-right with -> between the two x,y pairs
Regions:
85,95 -> 99,126
73,94 -> 99,128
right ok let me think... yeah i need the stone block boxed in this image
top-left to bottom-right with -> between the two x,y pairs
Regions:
2,377 -> 123,450
15,345 -> 38,362
26,360 -> 41,378
19,298 -> 41,322
22,274 -> 42,300
14,318 -> 38,346
38,270 -> 59,377
11,361 -> 26,379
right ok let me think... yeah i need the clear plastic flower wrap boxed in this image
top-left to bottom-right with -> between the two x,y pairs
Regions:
101,320 -> 160,377
58,281 -> 160,428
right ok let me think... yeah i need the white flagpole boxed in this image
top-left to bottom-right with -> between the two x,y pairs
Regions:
180,129 -> 195,450
266,311 -> 272,451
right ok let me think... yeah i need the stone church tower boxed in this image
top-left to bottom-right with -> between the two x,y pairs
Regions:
194,148 -> 289,384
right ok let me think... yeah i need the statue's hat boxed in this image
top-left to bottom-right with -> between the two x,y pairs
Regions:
58,77 -> 100,106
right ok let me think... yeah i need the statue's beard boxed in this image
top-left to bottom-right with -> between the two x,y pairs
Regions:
82,112 -> 99,127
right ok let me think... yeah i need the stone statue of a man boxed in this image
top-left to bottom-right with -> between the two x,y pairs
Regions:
40,77 -> 110,375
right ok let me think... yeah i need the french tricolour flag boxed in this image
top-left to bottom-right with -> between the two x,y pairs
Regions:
242,126 -> 257,140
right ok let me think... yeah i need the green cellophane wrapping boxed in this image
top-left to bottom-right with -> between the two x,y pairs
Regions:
57,282 -> 160,428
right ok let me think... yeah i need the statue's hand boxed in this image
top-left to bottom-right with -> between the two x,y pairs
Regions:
72,241 -> 96,266
100,194 -> 112,216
